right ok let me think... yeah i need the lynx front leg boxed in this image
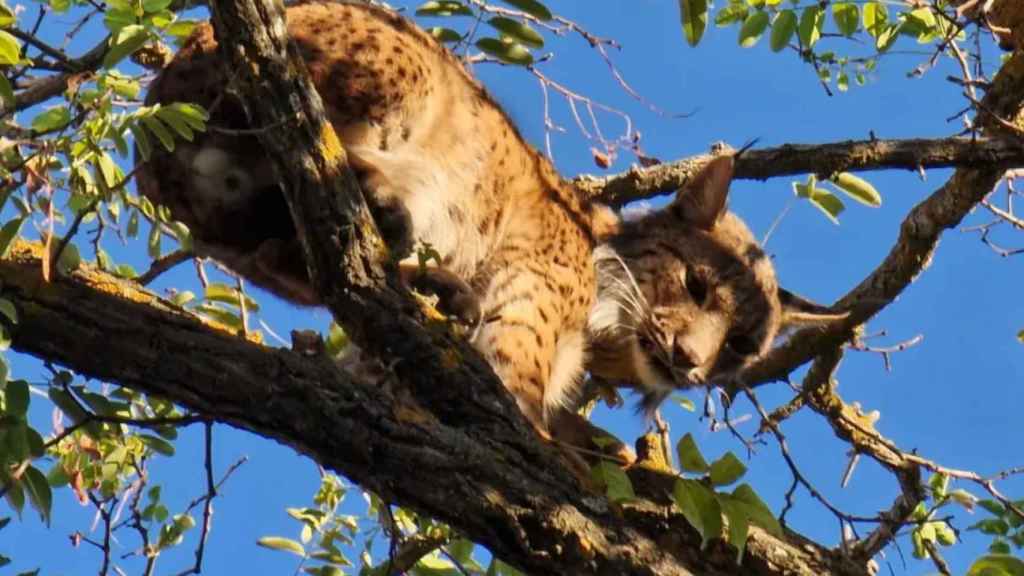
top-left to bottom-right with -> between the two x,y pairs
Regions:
472,268 -> 585,432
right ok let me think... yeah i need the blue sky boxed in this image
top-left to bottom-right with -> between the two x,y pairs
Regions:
6,0 -> 1023,574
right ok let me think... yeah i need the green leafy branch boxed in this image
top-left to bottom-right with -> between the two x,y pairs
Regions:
679,0 -> 985,93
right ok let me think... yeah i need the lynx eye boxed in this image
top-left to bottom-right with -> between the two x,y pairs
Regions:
726,335 -> 758,357
684,269 -> 708,306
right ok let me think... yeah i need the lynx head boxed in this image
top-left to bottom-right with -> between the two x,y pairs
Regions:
134,30 -> 318,305
588,155 -> 837,413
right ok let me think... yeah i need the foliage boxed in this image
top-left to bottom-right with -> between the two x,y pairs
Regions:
671,433 -> 782,561
679,0 -> 968,92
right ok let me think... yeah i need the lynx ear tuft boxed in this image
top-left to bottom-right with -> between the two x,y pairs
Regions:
778,288 -> 848,327
675,155 -> 733,230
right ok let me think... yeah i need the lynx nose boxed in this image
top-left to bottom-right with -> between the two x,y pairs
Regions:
672,339 -> 705,370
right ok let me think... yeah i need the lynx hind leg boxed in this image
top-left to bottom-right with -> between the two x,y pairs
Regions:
548,409 -> 636,466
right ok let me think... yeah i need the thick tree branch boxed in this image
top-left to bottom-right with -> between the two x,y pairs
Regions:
0,241 -> 871,576
576,136 -> 1024,207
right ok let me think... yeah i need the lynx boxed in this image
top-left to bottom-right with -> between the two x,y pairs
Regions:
136,1 -> 833,441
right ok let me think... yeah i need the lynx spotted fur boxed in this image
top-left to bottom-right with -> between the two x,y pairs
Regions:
137,1 -> 831,438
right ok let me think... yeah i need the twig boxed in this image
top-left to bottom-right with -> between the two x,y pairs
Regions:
137,250 -> 193,285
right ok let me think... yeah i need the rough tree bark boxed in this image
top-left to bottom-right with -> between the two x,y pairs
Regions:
2,0 -> 1023,574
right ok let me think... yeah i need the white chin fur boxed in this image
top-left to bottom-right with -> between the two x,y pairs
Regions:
630,342 -> 674,398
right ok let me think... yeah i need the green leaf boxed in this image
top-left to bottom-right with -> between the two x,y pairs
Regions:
0,2 -> 15,27
831,172 -> 882,207
934,521 -> 956,546
738,10 -> 770,48
129,122 -> 152,161
22,465 -> 52,525
769,10 -> 796,52
5,422 -> 28,460
729,483 -> 783,538
141,115 -> 176,152
5,479 -> 24,517
257,536 -> 307,557
807,189 -> 845,224
0,74 -> 14,110
155,106 -> 196,142
166,19 -> 199,39
170,290 -> 195,307
679,0 -> 708,47
590,461 -> 635,503
95,153 -> 120,189
4,379 -> 28,415
415,1 -> 473,17
127,209 -> 140,237
948,489 -> 978,511
967,555 -> 1024,576
0,30 -> 19,65
0,217 -> 23,258
147,223 -> 161,258
974,496 -> 1007,512
99,72 -> 141,99
139,434 -> 175,456
447,538 -> 475,563
194,303 -> 244,330
718,497 -> 750,563
142,0 -> 172,13
25,426 -> 43,458
487,17 -> 543,48
204,282 -> 260,312
672,394 -> 696,412
54,242 -> 81,275
500,0 -> 551,21
47,387 -> 90,423
928,472 -> 949,499
427,27 -> 462,43
31,107 -> 72,133
672,479 -> 722,548
875,23 -> 900,52
475,37 -> 533,65
709,452 -> 747,486
831,2 -> 859,36
325,322 -> 348,357
715,3 -> 748,27
991,541 -> 1014,555
676,433 -> 709,473
104,25 -> 151,68
972,518 -> 1011,536
0,299 -> 16,325
862,2 -> 887,37
837,70 -> 849,92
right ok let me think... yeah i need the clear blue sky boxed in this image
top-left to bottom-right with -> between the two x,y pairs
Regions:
8,1 -> 1023,574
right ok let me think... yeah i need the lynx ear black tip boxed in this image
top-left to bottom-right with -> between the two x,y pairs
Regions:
734,138 -> 759,158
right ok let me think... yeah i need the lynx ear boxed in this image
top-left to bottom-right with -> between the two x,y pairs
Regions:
675,155 -> 733,230
778,288 -> 848,327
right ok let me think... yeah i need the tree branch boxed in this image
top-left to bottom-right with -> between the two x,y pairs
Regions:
734,52 -> 1024,391
0,240 -> 871,576
9,36 -> 107,114
575,136 -> 1024,207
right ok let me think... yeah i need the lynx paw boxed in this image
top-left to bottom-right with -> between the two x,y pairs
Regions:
407,267 -> 482,326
